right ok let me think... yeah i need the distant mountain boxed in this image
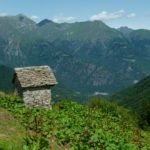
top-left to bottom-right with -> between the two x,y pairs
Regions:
38,19 -> 54,26
1,15 -> 150,95
35,20 -> 150,94
118,26 -> 133,35
111,75 -> 150,111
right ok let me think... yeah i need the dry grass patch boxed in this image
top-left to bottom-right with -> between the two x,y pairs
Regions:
0,108 -> 26,150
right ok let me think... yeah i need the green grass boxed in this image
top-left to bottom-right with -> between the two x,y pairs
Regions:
141,131 -> 150,146
0,108 -> 26,150
0,95 -> 150,149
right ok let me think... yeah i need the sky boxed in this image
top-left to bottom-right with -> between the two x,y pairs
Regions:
0,0 -> 150,29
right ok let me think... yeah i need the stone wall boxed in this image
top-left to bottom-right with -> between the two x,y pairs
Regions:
22,87 -> 51,109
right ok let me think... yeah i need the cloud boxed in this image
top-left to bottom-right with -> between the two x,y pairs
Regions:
52,15 -> 76,23
30,15 -> 39,20
90,10 -> 125,21
127,13 -> 136,18
0,12 -> 7,17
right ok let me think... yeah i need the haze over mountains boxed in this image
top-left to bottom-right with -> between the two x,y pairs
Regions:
1,14 -> 150,95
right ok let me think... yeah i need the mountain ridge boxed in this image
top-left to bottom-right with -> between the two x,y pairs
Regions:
1,14 -> 150,95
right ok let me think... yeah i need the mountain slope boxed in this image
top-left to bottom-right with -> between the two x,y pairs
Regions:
1,15 -> 150,95
111,75 -> 150,111
118,26 -> 133,35
0,94 -> 150,149
0,108 -> 26,150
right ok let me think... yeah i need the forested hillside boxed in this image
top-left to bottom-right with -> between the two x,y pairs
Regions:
112,75 -> 150,111
111,75 -> 150,127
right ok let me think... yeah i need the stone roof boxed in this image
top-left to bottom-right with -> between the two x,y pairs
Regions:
13,66 -> 57,88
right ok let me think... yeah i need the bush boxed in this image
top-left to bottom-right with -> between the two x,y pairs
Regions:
139,101 -> 150,129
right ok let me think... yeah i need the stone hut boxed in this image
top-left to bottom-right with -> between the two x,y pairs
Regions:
12,66 -> 57,108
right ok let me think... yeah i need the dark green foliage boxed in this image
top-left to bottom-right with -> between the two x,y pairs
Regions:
112,75 -> 150,111
87,97 -> 126,115
140,101 -> 150,128
0,95 -> 149,149
112,75 -> 150,127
